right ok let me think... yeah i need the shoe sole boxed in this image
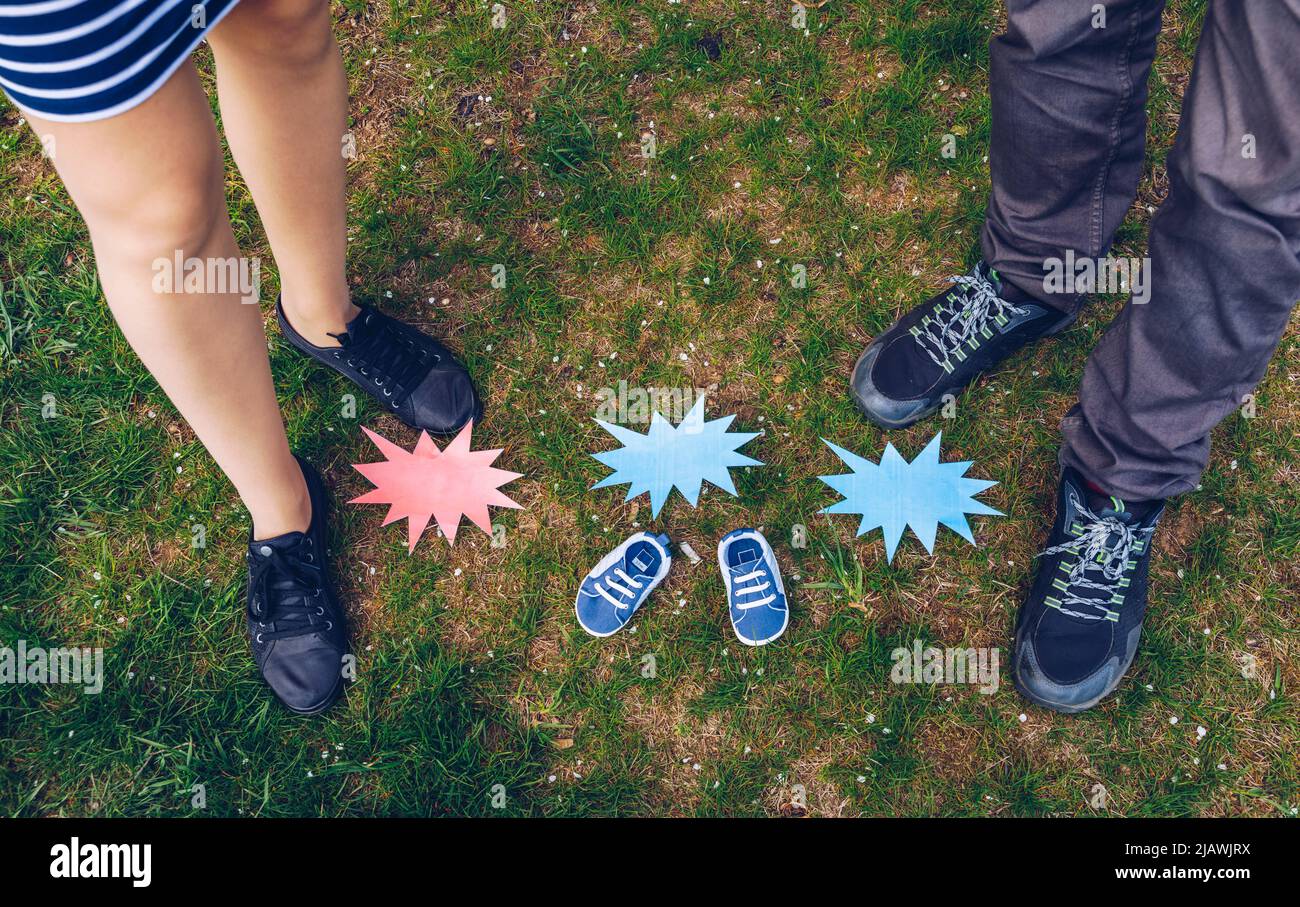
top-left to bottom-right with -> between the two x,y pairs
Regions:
282,673 -> 346,717
849,343 -> 943,430
1011,674 -> 1099,715
1012,672 -> 1117,715
1011,626 -> 1140,715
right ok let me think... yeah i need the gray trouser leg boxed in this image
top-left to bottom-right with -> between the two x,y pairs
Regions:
1061,0 -> 1300,500
981,0 -> 1165,310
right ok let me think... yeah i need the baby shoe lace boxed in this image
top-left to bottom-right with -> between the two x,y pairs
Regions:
732,566 -> 775,609
595,567 -> 643,609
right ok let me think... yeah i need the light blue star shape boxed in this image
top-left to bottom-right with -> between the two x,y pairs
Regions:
591,394 -> 762,517
818,432 -> 1002,562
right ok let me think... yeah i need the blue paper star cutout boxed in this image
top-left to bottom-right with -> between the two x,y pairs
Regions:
818,432 -> 1002,562
591,394 -> 762,517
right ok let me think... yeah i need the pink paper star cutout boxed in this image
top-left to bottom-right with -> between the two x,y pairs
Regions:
350,422 -> 523,551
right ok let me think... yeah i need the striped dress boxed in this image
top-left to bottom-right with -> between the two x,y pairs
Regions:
0,0 -> 240,122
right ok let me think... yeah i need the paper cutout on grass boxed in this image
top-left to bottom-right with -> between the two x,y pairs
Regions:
590,394 -> 761,518
817,432 -> 1001,562
350,423 -> 522,551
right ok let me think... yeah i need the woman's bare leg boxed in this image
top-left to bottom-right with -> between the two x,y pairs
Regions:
27,62 -> 310,539
206,0 -> 358,347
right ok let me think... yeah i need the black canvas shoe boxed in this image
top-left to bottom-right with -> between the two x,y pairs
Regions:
1012,467 -> 1164,714
278,297 -> 483,434
850,262 -> 1071,428
246,457 -> 348,716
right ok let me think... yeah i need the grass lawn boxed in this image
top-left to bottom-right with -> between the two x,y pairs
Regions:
1,0 -> 1295,818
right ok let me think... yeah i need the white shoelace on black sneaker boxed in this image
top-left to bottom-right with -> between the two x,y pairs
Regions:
915,266 -> 1029,371
1039,501 -> 1153,621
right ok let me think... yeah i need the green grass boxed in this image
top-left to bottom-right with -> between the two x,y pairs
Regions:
1,0 -> 1295,817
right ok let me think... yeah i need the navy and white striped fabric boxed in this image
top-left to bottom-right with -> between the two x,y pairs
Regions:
0,0 -> 240,122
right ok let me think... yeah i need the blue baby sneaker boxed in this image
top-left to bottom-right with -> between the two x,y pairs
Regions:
575,532 -> 672,637
718,528 -> 789,646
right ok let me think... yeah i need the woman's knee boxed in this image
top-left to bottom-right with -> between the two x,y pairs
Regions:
88,160 -> 228,263
212,0 -> 335,64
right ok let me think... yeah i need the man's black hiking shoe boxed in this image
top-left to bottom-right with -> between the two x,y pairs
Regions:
850,261 -> 1070,428
278,297 -> 483,434
1012,467 -> 1163,714
246,457 -> 348,716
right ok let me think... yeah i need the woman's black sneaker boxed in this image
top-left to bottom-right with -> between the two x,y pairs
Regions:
278,297 -> 483,434
850,262 -> 1071,428
1012,467 -> 1164,714
246,456 -> 348,716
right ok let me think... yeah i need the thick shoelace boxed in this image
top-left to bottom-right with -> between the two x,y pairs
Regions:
1039,501 -> 1154,620
247,542 -> 328,641
332,310 -> 440,406
914,266 -> 1028,370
